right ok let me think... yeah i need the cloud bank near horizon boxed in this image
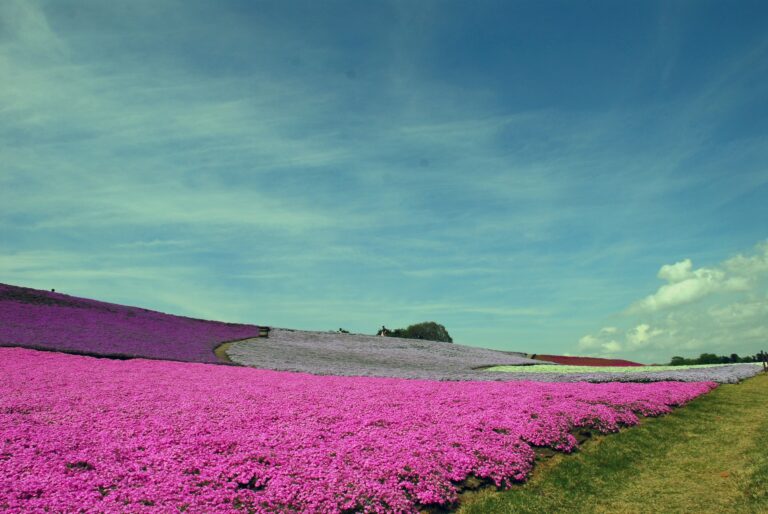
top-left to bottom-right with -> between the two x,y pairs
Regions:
580,241 -> 768,362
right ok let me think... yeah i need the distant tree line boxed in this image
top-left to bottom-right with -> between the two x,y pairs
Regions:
377,321 -> 453,343
669,352 -> 765,366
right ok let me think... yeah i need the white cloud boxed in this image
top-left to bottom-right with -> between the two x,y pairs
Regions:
724,241 -> 768,276
633,258 -> 750,312
657,258 -> 694,282
709,301 -> 768,325
626,323 -> 663,348
578,329 -> 623,355
602,341 -> 623,353
580,240 -> 768,362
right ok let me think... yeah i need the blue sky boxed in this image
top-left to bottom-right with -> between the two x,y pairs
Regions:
1,0 -> 767,363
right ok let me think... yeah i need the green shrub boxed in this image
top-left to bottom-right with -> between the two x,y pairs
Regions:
384,321 -> 453,343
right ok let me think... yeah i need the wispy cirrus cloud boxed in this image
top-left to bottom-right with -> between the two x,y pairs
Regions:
2,1 -> 767,354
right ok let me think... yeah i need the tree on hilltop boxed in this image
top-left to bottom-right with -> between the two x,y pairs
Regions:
382,321 -> 453,343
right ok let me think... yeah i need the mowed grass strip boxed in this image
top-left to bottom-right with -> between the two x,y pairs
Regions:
458,373 -> 768,514
213,341 -> 235,363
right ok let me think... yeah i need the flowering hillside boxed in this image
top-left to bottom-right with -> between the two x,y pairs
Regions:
0,283 -> 260,363
226,328 -> 544,380
0,348 -> 715,513
225,329 -> 762,383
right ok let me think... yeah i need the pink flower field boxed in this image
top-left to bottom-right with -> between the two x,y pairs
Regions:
0,284 -> 260,363
1,348 -> 716,513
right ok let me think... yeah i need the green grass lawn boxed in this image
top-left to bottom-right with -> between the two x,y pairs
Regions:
458,372 -> 768,514
213,341 -> 235,363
